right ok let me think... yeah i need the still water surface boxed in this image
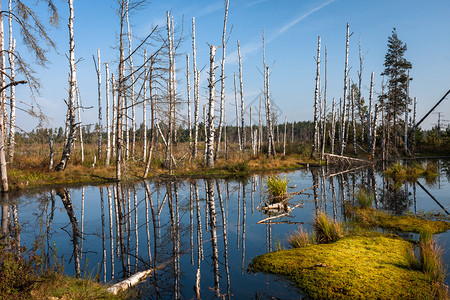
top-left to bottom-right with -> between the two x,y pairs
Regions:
3,159 -> 450,299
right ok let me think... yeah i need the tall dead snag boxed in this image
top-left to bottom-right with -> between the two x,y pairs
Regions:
352,88 -> 356,154
206,45 -> 217,168
214,0 -> 229,161
234,73 -> 241,152
238,41 -> 246,151
186,53 -> 192,152
75,86 -> 83,163
55,0 -> 77,172
321,46 -> 327,161
330,97 -> 336,154
404,71 -> 410,155
367,71 -> 374,152
94,49 -> 102,160
115,0 -> 127,181
7,0 -> 15,162
283,116 -> 287,158
143,55 -> 155,178
370,104 -> 379,157
105,63 -> 111,165
265,65 -> 276,157
192,17 -> 199,159
339,23 -> 350,156
142,50 -> 148,161
165,11 -> 174,171
311,36 -> 321,159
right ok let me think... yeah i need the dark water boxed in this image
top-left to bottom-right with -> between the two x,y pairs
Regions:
1,159 -> 449,299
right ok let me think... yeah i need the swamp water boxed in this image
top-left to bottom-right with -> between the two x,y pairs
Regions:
2,159 -> 450,299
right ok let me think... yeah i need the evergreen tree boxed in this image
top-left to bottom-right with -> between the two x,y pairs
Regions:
380,28 -> 412,149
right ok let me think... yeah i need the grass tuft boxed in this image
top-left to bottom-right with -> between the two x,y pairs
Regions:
314,212 -> 343,244
355,188 -> 373,209
286,226 -> 315,248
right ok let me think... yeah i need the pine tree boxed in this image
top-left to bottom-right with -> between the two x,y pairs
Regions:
380,28 -> 412,149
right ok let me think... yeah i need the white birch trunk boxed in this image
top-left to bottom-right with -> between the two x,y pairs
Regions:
143,50 -> 148,161
75,86 -> 84,163
339,23 -> 350,156
238,41 -> 245,150
206,45 -> 217,168
330,97 -> 336,154
234,73 -> 241,151
215,0 -> 229,160
312,36 -> 320,158
258,95 -> 262,153
95,49 -> 102,160
192,17 -> 199,159
283,116 -> 287,158
111,73 -> 116,160
105,63 -> 111,165
404,71 -> 410,155
7,0 -> 14,162
126,6 -> 135,158
352,88 -> 356,154
367,71 -> 374,151
186,53 -> 192,152
321,46 -> 327,161
370,104 -> 379,157
55,0 -> 77,172
165,11 -> 174,171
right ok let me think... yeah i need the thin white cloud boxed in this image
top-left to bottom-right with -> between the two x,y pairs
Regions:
227,0 -> 336,63
247,0 -> 270,7
268,0 -> 336,43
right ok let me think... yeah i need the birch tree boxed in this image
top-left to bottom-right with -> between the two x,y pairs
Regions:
105,63 -> 111,165
238,41 -> 245,150
311,36 -> 320,158
192,17 -> 199,158
55,0 -> 77,171
339,23 -> 350,156
206,45 -> 217,167
214,0 -> 229,160
93,49 -> 102,160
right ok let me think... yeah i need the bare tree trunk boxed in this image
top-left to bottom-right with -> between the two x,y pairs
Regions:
143,57 -> 155,178
283,116 -> 287,158
358,37 -> 365,144
116,1 -> 126,181
55,0 -> 77,172
215,0 -> 229,161
165,11 -> 174,171
7,0 -> 14,162
186,53 -> 192,152
321,46 -> 327,161
75,86 -> 84,163
238,41 -> 246,151
258,95 -> 262,154
249,106 -> 253,155
411,97 -> 417,153
105,63 -> 111,165
404,71 -> 410,155
47,129 -> 54,170
370,104 -> 379,157
126,5 -> 135,159
367,71 -> 374,152
234,73 -> 241,152
352,88 -> 356,154
111,73 -> 116,160
339,23 -> 350,156
206,45 -> 217,168
94,49 -> 102,160
312,36 -> 320,158
265,66 -> 275,157
143,50 -> 148,162
330,97 -> 336,154
192,17 -> 199,159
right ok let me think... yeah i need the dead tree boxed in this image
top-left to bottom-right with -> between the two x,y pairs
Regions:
238,41 -> 246,150
55,0 -> 77,172
192,17 -> 199,158
93,49 -> 102,160
215,0 -> 229,161
105,63 -> 111,165
339,23 -> 350,156
311,36 -> 320,158
206,45 -> 217,167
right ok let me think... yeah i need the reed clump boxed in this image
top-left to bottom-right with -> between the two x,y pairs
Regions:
314,212 -> 344,243
265,175 -> 290,203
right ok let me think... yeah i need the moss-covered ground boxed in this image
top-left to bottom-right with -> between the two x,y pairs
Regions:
250,209 -> 450,299
250,233 -> 442,299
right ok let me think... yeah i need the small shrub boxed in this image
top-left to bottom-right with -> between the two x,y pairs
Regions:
314,212 -> 343,244
265,175 -> 289,203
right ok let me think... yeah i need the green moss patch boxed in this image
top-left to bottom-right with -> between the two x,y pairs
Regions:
349,207 -> 450,234
249,234 -> 438,299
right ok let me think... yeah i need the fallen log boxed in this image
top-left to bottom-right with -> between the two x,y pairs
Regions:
107,260 -> 171,295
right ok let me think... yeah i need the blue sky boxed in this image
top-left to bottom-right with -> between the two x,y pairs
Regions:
13,0 -> 450,132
